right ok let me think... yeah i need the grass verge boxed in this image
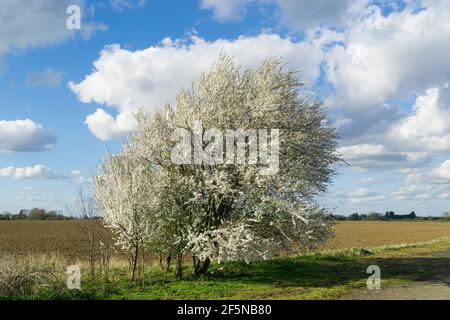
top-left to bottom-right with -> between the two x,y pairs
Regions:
2,237 -> 450,300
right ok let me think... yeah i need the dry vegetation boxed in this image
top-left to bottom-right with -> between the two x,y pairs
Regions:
325,221 -> 450,250
0,220 -> 113,260
1,220 -> 450,258
0,254 -> 69,299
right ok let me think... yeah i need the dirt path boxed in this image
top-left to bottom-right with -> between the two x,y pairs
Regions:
340,279 -> 450,300
339,250 -> 450,300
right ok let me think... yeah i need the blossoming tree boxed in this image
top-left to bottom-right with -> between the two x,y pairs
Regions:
94,145 -> 155,280
120,55 -> 341,277
95,55 -> 340,279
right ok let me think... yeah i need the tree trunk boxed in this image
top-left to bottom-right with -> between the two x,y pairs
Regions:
159,254 -> 172,272
194,257 -> 211,276
131,245 -> 139,281
192,255 -> 198,271
89,252 -> 95,279
166,255 -> 172,272
175,254 -> 183,279
159,255 -> 164,271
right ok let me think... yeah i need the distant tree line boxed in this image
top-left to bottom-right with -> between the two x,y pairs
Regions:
331,211 -> 450,221
0,208 -> 74,221
2,207 -> 447,222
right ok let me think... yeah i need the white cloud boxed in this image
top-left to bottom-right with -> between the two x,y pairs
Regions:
348,187 -> 386,203
201,0 -> 450,114
392,184 -> 434,201
432,160 -> 450,182
394,159 -> 450,187
70,170 -> 92,184
85,109 -> 137,141
70,34 -> 325,139
26,68 -> 64,87
388,86 -> 450,152
326,185 -> 386,204
0,0 -> 106,63
403,169 -> 428,185
0,119 -> 56,153
0,0 -> 79,54
17,195 -> 46,202
0,165 -> 64,180
339,144 -> 386,158
357,177 -> 374,187
0,165 -> 91,183
333,85 -> 450,173
17,193 -> 61,203
338,143 -> 430,171
438,192 -> 450,199
325,1 -> 450,177
325,1 -> 450,109
350,187 -> 374,198
59,0 -> 450,215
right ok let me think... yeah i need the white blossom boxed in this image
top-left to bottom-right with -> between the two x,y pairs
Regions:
126,55 -> 339,270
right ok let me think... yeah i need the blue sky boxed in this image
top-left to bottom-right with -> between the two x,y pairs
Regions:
1,0 -> 450,216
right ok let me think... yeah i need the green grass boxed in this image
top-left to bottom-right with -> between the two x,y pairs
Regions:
67,237 -> 450,300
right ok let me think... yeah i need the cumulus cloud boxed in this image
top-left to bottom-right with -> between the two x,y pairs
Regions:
201,0 -> 450,115
66,0 -> 450,215
323,1 -> 450,178
0,165 -> 64,180
393,160 -> 450,188
350,187 -> 375,198
70,34 -> 325,139
84,109 -> 137,141
26,68 -> 64,87
349,187 -> 385,203
372,160 -> 450,205
326,185 -> 386,204
432,160 -> 450,182
0,0 -> 108,63
0,119 -> 56,153
333,84 -> 450,174
392,184 -> 434,201
201,1 -> 450,160
0,165 -> 91,183
70,170 -> 92,184
388,86 -> 450,152
0,0 -> 79,55
325,1 -> 450,109
338,143 -> 430,172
